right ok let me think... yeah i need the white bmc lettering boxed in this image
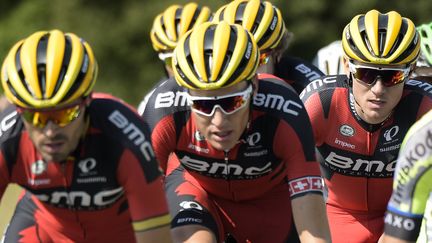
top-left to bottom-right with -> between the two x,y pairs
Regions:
0,111 -> 17,137
406,79 -> 432,94
36,187 -> 124,207
300,76 -> 338,99
154,91 -> 189,108
109,110 -> 154,161
180,156 -> 272,176
325,152 -> 395,173
295,64 -> 322,81
254,93 -> 302,116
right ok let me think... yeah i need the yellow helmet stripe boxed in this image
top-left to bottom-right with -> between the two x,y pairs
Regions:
394,39 -> 420,64
20,31 -> 46,99
190,22 -> 209,82
364,9 -> 379,56
45,30 -> 65,98
164,5 -> 180,42
218,24 -> 247,86
230,33 -> 259,85
261,5 -> 282,50
2,47 -> 27,107
153,14 -> 174,49
254,1 -> 272,48
5,40 -> 40,106
51,33 -> 84,104
174,27 -> 200,89
210,22 -> 230,81
243,0 -> 260,34
223,1 -> 238,24
66,42 -> 97,102
179,3 -> 197,36
383,11 -> 402,57
388,18 -> 417,63
350,15 -> 374,61
194,6 -> 211,28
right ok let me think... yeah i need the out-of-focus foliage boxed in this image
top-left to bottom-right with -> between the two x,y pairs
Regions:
0,0 -> 431,106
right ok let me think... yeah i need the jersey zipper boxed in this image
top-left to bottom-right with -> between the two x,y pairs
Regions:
60,159 -> 87,240
224,150 -> 230,180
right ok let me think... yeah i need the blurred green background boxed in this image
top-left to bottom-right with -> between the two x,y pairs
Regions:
1,0 -> 432,236
0,0 -> 431,107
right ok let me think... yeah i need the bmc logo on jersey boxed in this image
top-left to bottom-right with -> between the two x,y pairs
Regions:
109,110 -> 154,162
35,187 -> 124,208
154,90 -> 189,108
253,93 -> 302,116
299,76 -> 338,99
324,152 -> 396,177
295,64 -> 322,81
179,155 -> 272,178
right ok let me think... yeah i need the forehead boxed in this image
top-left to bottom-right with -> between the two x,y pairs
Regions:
189,81 -> 249,97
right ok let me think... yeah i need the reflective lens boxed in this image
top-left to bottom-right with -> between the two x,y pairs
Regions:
349,62 -> 411,87
189,85 -> 253,116
260,52 -> 272,65
17,103 -> 84,128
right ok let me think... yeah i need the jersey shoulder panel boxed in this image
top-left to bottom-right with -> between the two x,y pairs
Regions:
275,55 -> 324,84
404,78 -> 432,99
87,94 -> 160,182
299,74 -> 349,102
141,77 -> 190,130
0,106 -> 24,177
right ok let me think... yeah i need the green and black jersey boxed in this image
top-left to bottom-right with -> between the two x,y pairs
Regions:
384,109 -> 432,242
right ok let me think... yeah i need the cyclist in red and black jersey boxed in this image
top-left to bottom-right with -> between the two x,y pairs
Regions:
0,30 -> 171,243
300,10 -> 432,243
137,3 -> 212,115
142,21 -> 331,243
212,0 -> 324,94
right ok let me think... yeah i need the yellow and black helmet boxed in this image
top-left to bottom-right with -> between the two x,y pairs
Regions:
1,29 -> 98,109
150,3 -> 212,53
342,9 -> 420,65
213,0 -> 286,52
173,21 -> 259,90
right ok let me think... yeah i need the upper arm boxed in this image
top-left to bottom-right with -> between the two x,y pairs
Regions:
0,152 -> 9,199
151,116 -> 177,173
117,149 -> 170,232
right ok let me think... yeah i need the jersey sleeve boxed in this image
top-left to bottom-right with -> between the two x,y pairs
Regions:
274,106 -> 323,199
0,152 -> 9,199
384,111 -> 432,241
151,116 -> 178,172
117,148 -> 170,232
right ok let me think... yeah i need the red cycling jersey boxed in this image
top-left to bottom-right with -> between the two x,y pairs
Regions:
0,93 -> 170,243
142,73 -> 323,242
300,75 -> 432,242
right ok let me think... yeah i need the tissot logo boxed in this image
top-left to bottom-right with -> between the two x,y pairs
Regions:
384,126 -> 399,142
31,160 -> 47,175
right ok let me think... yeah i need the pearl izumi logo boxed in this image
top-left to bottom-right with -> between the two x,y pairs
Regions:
246,132 -> 261,146
384,126 -> 399,142
31,160 -> 47,175
78,158 -> 97,174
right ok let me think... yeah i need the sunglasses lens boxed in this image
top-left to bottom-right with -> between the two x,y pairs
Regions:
353,67 -> 407,86
20,105 -> 82,128
192,95 -> 247,116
